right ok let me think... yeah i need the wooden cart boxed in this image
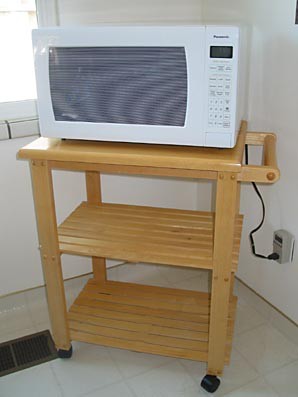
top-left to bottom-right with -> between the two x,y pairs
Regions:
18,121 -> 279,393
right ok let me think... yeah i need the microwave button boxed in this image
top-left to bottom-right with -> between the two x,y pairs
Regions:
223,114 -> 231,121
225,84 -> 231,90
225,65 -> 232,72
209,90 -> 216,97
216,91 -> 224,97
209,106 -> 214,113
224,105 -> 230,112
219,99 -> 224,106
219,106 -> 223,112
224,91 -> 231,97
225,77 -> 232,84
209,76 -> 217,83
208,121 -> 214,127
217,121 -> 223,127
209,99 -> 214,106
209,113 -> 215,120
209,84 -> 217,90
217,84 -> 224,90
214,106 -> 218,112
217,65 -> 225,72
223,122 -> 231,128
218,113 -> 223,120
214,99 -> 219,105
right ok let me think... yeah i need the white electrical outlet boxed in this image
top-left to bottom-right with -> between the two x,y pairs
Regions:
273,230 -> 295,264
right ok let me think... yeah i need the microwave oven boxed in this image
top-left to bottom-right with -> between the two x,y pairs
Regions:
32,25 -> 246,148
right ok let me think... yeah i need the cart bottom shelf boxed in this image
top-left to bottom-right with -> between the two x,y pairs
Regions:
68,279 -> 237,363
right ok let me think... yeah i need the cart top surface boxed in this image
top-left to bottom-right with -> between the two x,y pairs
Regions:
18,122 -> 248,173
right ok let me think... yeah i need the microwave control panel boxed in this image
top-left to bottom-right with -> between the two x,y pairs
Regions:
204,26 -> 240,144
207,57 -> 233,130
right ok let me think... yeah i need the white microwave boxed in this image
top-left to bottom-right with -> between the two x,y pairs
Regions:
32,25 -> 246,148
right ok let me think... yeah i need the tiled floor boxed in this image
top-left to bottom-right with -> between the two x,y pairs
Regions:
1,263 -> 298,397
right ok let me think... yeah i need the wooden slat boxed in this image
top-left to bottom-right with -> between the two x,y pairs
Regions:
68,279 -> 237,363
70,304 -> 210,333
85,281 -> 211,306
75,296 -> 210,324
69,317 -> 210,351
57,202 -> 243,271
79,290 -> 210,315
70,330 -> 209,361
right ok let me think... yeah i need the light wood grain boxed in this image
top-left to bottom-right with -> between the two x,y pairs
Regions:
18,122 -> 249,173
239,131 -> 280,183
50,161 -> 218,180
68,279 -> 237,362
30,160 -> 71,350
58,202 -> 243,271
85,171 -> 106,282
207,172 -> 239,376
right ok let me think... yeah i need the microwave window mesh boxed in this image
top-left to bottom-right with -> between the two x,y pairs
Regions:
49,47 -> 187,127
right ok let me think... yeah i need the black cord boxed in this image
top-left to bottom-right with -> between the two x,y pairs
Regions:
245,144 -> 279,261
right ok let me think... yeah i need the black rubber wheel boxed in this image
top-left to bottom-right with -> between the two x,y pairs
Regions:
200,375 -> 221,393
57,344 -> 73,359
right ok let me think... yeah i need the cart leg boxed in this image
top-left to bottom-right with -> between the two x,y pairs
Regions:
85,171 -> 107,282
30,160 -> 71,352
202,172 -> 238,390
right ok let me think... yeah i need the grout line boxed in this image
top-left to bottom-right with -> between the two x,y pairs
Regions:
49,361 -> 65,397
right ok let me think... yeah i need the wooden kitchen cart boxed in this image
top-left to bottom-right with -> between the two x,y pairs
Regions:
18,121 -> 279,393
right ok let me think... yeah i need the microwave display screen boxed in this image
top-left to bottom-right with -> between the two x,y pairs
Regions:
49,47 -> 187,127
210,46 -> 233,59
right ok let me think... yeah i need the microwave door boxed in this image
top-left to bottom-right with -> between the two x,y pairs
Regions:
36,26 -> 206,146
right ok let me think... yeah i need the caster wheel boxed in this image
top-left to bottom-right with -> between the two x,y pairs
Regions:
200,375 -> 221,393
57,345 -> 73,359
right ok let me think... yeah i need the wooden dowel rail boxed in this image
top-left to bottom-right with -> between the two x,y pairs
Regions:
238,131 -> 280,183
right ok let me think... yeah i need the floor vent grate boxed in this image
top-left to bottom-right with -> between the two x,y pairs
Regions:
0,330 -> 58,377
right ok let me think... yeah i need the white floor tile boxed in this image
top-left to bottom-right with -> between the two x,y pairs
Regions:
126,361 -> 206,397
172,273 -> 210,293
265,360 -> 298,397
157,265 -> 208,285
236,282 -> 272,321
108,347 -> 173,379
25,286 -> 51,326
83,381 -> 135,397
222,378 -> 279,397
235,324 -> 298,374
0,362 -> 62,397
270,309 -> 298,347
108,263 -> 170,287
181,349 -> 259,397
0,292 -> 34,334
234,300 -> 267,335
64,275 -> 91,308
51,342 -> 123,397
0,326 -> 37,344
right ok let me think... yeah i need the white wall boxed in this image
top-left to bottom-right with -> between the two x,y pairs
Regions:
58,0 -> 202,25
202,0 -> 298,323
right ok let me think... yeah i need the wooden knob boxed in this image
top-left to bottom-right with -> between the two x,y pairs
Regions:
267,172 -> 276,181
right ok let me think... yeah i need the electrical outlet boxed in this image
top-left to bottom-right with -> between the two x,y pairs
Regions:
273,230 -> 295,264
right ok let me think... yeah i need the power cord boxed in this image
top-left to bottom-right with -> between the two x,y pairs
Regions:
244,144 -> 279,261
